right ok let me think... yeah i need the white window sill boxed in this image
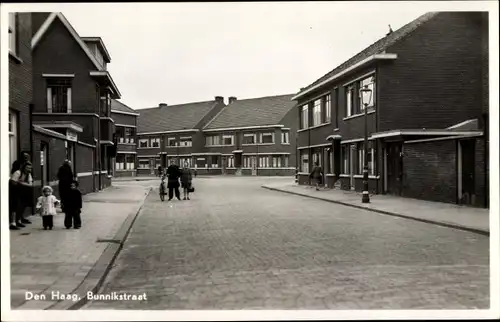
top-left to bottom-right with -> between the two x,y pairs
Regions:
343,109 -> 375,121
205,145 -> 235,147
326,174 -> 336,177
334,128 -> 340,132
281,143 -> 291,145
9,51 -> 23,64
118,142 -> 136,146
339,174 -> 379,179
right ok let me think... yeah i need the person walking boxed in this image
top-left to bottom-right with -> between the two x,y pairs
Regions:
310,161 -> 323,191
180,162 -> 193,200
10,162 -> 34,229
57,160 -> 75,212
166,160 -> 182,201
158,165 -> 163,178
64,180 -> 83,229
35,186 -> 60,230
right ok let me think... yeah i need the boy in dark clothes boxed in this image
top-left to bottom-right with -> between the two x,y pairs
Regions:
64,180 -> 83,229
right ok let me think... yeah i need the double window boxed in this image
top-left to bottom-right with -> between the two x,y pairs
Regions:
138,137 -> 159,148
9,110 -> 18,167
243,133 -> 256,145
116,127 -> 135,144
167,137 -> 177,147
341,142 -> 375,175
116,154 -> 135,170
138,159 -> 150,169
151,138 -> 160,148
345,74 -> 376,117
300,105 -> 309,129
357,141 -> 375,175
259,133 -> 274,144
222,135 -> 234,146
312,99 -> 322,126
179,137 -> 192,147
211,155 -> 220,168
281,131 -> 290,144
206,135 -> 220,146
324,95 -> 331,123
47,78 -> 72,113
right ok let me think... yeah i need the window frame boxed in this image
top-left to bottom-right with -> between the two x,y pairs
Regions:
138,139 -> 149,148
151,137 -> 160,148
345,85 -> 354,117
312,99 -> 322,126
300,151 -> 309,173
324,94 -> 331,123
167,137 -> 177,147
281,131 -> 290,144
222,135 -> 234,146
358,75 -> 376,110
242,133 -> 257,145
47,78 -> 72,113
179,137 -> 192,147
259,132 -> 275,144
301,105 -> 309,129
206,135 -> 220,146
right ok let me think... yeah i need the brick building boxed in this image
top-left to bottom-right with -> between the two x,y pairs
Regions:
201,95 -> 298,176
293,12 -> 489,207
136,98 -> 226,176
111,100 -> 139,178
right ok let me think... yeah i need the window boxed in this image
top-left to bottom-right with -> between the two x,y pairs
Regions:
259,156 -> 270,168
126,155 -> 135,169
272,156 -> 281,168
325,95 -> 331,123
324,147 -> 333,174
9,110 -> 18,167
9,13 -> 17,54
206,135 -> 220,146
243,133 -> 256,145
300,152 -> 309,173
225,156 -> 234,168
222,135 -> 234,146
180,157 -> 192,167
359,75 -> 376,110
243,156 -> 249,168
313,99 -> 322,126
100,91 -> 111,117
281,131 -> 290,144
260,133 -> 274,144
47,78 -> 72,113
138,159 -> 149,169
180,137 -> 192,147
284,155 -> 289,167
139,139 -> 148,148
346,85 -> 354,117
341,145 -> 350,174
167,137 -> 177,147
211,156 -> 219,168
334,88 -> 339,128
357,141 -> 375,175
116,154 -> 125,170
196,157 -> 207,168
301,105 -> 309,129
151,138 -> 160,148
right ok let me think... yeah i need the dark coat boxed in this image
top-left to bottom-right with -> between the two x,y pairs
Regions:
64,188 -> 82,213
57,164 -> 74,202
166,164 -> 181,188
180,168 -> 192,186
310,166 -> 323,181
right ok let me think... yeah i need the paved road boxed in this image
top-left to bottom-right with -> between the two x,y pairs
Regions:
84,177 -> 489,310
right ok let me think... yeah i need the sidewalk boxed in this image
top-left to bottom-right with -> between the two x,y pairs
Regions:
262,182 -> 489,236
9,183 -> 151,310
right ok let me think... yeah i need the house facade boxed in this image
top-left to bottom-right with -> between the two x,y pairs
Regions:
294,12 -> 489,208
136,97 -> 226,176
111,100 -> 139,178
201,95 -> 297,176
8,12 -> 127,198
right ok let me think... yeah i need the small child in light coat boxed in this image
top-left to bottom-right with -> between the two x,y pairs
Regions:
36,186 -> 60,230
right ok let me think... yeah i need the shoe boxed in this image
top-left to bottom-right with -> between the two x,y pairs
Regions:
16,223 -> 26,228
44,227 -> 47,230
187,197 -> 190,200
10,225 -> 20,230
168,198 -> 172,201
74,227 -> 80,229
49,227 -> 52,230
183,197 -> 187,200
66,227 -> 71,229
21,219 -> 32,224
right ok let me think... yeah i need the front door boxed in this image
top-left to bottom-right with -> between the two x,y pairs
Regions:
458,139 -> 476,205
251,156 -> 257,175
386,142 -> 403,195
221,156 -> 227,174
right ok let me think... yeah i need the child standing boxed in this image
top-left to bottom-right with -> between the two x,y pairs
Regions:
64,180 -> 83,229
36,186 -> 60,230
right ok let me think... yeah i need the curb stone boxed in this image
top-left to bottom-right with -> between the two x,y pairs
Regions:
262,185 -> 489,237
47,187 -> 153,310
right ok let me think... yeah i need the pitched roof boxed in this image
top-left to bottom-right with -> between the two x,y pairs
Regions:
111,100 -> 138,115
137,100 -> 219,133
81,37 -> 112,62
32,13 -> 104,71
203,94 -> 296,130
295,12 -> 439,97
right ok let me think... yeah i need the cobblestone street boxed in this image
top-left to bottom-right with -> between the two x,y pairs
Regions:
84,177 -> 489,310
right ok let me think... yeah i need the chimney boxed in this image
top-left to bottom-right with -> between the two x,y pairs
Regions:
159,103 -> 168,107
228,96 -> 237,104
215,96 -> 224,104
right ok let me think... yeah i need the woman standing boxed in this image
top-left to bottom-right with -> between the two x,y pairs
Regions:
10,162 -> 34,229
57,160 -> 75,212
180,162 -> 193,200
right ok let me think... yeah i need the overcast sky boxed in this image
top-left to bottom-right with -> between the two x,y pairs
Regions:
6,1 -> 497,109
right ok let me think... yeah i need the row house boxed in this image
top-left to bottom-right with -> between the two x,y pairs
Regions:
293,11 -> 489,208
201,95 -> 297,175
8,12 -> 125,197
136,97 -> 226,176
110,99 -> 139,178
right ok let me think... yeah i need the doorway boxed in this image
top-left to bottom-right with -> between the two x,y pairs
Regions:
458,139 -> 476,205
221,156 -> 227,174
251,156 -> 257,175
386,142 -> 403,195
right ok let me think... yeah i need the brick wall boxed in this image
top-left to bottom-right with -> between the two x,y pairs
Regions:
474,138 -> 487,207
32,131 -> 66,186
402,140 -> 457,203
32,16 -> 98,114
379,12 -> 487,131
9,13 -> 33,155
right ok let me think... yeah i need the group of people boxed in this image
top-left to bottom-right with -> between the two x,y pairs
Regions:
9,151 -> 83,231
162,160 -> 194,201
